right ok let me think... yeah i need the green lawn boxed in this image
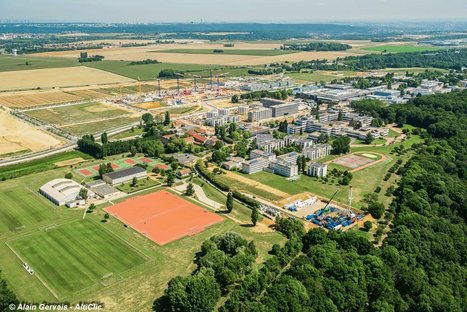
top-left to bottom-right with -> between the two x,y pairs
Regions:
25,102 -> 133,126
153,49 -> 298,56
0,185 -> 58,234
117,178 -> 162,193
61,116 -> 142,136
8,219 -> 148,299
0,55 -> 80,72
0,151 -> 92,180
362,45 -> 442,53
110,127 -> 144,140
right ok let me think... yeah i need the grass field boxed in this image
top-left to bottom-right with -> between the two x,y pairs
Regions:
8,219 -> 148,299
61,116 -> 142,136
153,49 -> 298,56
213,174 -> 283,201
116,178 -> 162,193
0,185 -> 58,234
287,70 -> 358,83
0,55 -> 79,72
362,45 -> 442,53
110,127 -> 144,140
0,151 -> 92,180
86,61 -> 229,80
25,102 -> 134,126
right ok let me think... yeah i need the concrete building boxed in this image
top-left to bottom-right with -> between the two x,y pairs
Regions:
242,157 -> 269,174
207,110 -> 219,118
269,160 -> 299,177
277,152 -> 300,164
307,162 -> 328,177
271,102 -> 299,117
102,167 -> 147,186
172,153 -> 199,166
302,144 -> 332,160
287,124 -> 306,135
248,107 -> 272,122
260,98 -> 285,107
86,180 -> 120,199
206,116 -> 228,127
40,179 -> 91,207
238,106 -> 249,115
250,149 -> 276,161
228,115 -> 240,123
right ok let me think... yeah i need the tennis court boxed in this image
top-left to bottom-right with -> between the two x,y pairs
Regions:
105,190 -> 224,245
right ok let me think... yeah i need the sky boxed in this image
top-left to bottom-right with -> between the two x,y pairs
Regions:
0,0 -> 466,23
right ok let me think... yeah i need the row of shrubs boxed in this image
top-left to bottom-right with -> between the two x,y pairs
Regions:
195,160 -> 260,209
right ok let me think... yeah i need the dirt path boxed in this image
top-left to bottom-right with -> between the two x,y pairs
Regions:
222,170 -> 290,199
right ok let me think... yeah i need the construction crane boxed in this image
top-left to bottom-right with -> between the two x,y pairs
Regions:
215,73 -> 228,96
322,189 -> 339,213
193,75 -> 200,92
347,186 -> 353,217
174,72 -> 184,96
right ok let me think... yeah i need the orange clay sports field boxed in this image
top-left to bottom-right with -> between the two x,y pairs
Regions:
105,190 -> 224,245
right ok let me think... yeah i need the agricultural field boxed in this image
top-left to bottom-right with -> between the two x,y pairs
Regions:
0,110 -> 64,157
33,41 -> 367,65
25,102 -> 136,126
0,66 -> 134,91
153,48 -> 298,56
86,60 -> 224,80
362,45 -> 443,53
0,55 -> 80,72
0,90 -> 83,108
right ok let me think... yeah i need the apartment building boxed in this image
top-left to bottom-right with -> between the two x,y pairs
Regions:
302,144 -> 333,160
307,162 -> 328,177
242,157 -> 270,174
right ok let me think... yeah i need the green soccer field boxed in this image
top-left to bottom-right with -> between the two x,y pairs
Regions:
0,185 -> 58,234
8,219 -> 148,299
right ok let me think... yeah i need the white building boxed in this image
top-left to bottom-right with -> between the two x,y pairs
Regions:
40,179 -> 91,207
242,157 -> 269,174
248,107 -> 272,122
307,162 -> 328,177
302,144 -> 332,160
250,149 -> 276,162
269,160 -> 299,177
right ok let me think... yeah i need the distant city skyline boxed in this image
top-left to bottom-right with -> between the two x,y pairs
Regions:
0,0 -> 466,23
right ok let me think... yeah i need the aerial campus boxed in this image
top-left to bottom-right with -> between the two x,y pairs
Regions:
0,2 -> 466,312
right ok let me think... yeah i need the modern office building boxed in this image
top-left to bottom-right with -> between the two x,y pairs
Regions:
271,102 -> 299,117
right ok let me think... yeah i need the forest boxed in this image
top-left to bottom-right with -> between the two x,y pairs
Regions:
157,90 -> 467,311
281,42 -> 351,51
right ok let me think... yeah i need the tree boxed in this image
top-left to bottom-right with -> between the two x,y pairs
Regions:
332,136 -> 351,154
338,110 -> 344,121
166,172 -> 175,186
101,132 -> 108,144
368,202 -> 385,219
251,208 -> 259,226
131,176 -> 138,187
64,172 -> 73,179
142,112 -> 154,125
79,188 -> 88,199
166,267 -> 221,312
164,111 -> 171,126
231,94 -> 239,103
318,133 -> 329,143
364,221 -> 373,232
364,132 -> 374,144
185,183 -> 195,196
226,192 -> 234,213
0,272 -> 18,310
